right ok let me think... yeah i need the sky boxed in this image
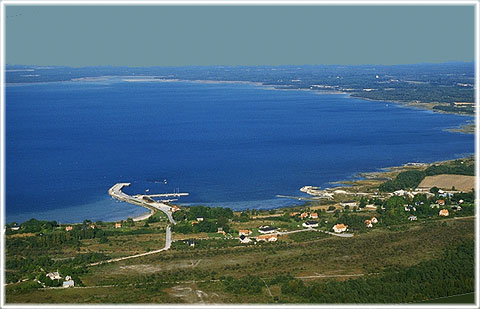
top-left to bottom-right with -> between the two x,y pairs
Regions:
5,5 -> 476,67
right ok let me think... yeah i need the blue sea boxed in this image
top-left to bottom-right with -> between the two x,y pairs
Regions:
6,78 -> 474,223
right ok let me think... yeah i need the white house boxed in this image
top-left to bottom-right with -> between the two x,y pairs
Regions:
340,201 -> 357,207
46,272 -> 61,280
408,215 -> 417,221
62,280 -> 75,288
258,226 -> 277,234
196,217 -> 204,222
302,221 -> 318,228
370,217 -> 378,224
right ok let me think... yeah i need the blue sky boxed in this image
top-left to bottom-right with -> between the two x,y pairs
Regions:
5,5 -> 476,66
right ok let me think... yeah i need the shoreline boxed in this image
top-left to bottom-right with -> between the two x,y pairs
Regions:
6,154 -> 473,226
5,78 -> 474,224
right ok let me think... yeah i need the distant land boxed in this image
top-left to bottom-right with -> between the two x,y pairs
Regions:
6,62 -> 475,116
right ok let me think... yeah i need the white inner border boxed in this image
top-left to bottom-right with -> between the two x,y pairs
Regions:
0,1 -> 478,308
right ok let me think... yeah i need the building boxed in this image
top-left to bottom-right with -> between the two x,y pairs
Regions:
289,212 -> 299,217
408,215 -> 417,221
309,213 -> 318,219
332,224 -> 348,233
65,275 -> 72,281
238,229 -> 252,236
340,201 -> 357,207
114,223 -> 122,228
10,226 -> 20,231
89,224 -> 96,229
439,209 -> 449,217
65,226 -> 73,232
257,234 -> 278,242
62,280 -> 75,288
452,205 -> 462,211
258,226 -> 277,234
300,212 -> 309,219
239,234 -> 252,243
364,220 -> 373,228
171,205 -> 180,212
436,200 -> 445,206
46,272 -> 61,280
196,217 -> 204,222
187,239 -> 195,247
302,220 -> 318,228
370,217 -> 378,224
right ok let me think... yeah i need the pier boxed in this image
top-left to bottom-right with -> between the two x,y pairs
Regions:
108,183 -> 187,225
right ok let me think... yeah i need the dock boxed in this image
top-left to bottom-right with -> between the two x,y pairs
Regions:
108,183 -> 187,225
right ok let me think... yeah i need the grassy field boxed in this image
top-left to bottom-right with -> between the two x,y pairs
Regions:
6,217 -> 474,304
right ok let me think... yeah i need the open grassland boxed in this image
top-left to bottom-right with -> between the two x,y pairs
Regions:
418,174 -> 475,192
6,217 -> 474,304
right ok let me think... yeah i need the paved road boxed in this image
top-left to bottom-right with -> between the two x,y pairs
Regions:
88,225 -> 172,267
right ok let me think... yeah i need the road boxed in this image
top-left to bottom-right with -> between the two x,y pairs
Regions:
88,225 -> 172,267
276,227 -> 353,238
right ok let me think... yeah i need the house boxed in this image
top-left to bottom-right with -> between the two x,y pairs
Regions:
332,224 -> 348,233
436,200 -> 445,206
439,209 -> 449,217
364,220 -> 373,228
452,205 -> 462,211
404,205 -> 416,212
238,229 -> 252,236
65,275 -> 72,281
89,224 -> 96,229
289,212 -> 299,217
300,212 -> 309,219
217,228 -> 226,235
196,217 -> 204,222
340,201 -> 357,207
62,280 -> 75,288
458,199 -> 464,204
171,205 -> 180,212
302,220 -> 318,228
114,223 -> 122,229
239,234 -> 252,243
46,272 -> 61,280
309,213 -> 318,219
187,239 -> 195,247
257,234 -> 278,242
430,204 -> 440,209
408,215 -> 417,221
191,221 -> 199,225
10,226 -> 20,231
370,217 -> 378,224
258,226 -> 277,234
65,226 -> 73,232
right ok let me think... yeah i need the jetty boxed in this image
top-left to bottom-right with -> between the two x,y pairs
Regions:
108,183 -> 188,225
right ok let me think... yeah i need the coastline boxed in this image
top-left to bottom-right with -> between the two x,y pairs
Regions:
5,77 -> 474,224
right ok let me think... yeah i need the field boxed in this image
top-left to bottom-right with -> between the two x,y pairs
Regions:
417,174 -> 475,192
6,217 -> 474,304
